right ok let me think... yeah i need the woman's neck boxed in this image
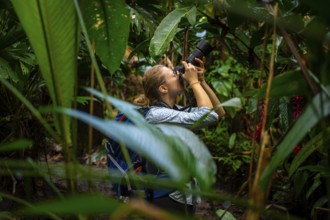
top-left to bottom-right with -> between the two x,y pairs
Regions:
160,97 -> 175,109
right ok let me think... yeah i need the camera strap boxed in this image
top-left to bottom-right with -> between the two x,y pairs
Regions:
179,78 -> 193,112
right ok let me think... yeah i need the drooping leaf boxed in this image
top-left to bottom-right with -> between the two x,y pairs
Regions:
11,0 -> 80,144
149,7 -> 192,56
156,124 -> 217,189
260,86 -> 330,191
85,87 -> 147,126
63,108 -> 189,185
191,97 -> 243,130
220,97 -> 243,108
0,139 -> 33,152
81,0 -> 130,73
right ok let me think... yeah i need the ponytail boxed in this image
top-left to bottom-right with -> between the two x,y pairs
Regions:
133,94 -> 150,107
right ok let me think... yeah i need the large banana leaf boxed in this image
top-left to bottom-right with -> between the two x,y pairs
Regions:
11,0 -> 79,144
63,108 -> 190,185
80,0 -> 130,74
260,86 -> 330,191
67,88 -> 217,189
149,7 -> 195,57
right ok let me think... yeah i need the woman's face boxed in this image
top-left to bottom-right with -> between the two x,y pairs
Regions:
160,66 -> 182,97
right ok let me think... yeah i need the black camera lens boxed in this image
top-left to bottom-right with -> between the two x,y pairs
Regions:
174,39 -> 214,74
186,40 -> 214,66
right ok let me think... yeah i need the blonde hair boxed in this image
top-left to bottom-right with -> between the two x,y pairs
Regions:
133,65 -> 167,106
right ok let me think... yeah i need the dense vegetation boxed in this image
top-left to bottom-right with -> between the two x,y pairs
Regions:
1,0 -> 330,219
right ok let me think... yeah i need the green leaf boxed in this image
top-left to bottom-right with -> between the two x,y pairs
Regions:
306,173 -> 322,199
289,127 -> 330,177
279,97 -> 291,132
186,7 -> 197,25
191,97 -> 242,130
250,24 -> 266,48
265,98 -> 279,130
85,88 -> 147,127
260,86 -> 330,191
228,133 -> 236,149
149,7 -> 192,56
246,98 -> 258,114
228,13 -> 244,30
298,165 -> 330,177
311,196 -> 328,218
0,139 -> 33,152
81,0 -> 130,73
279,14 -> 304,33
293,170 -> 308,196
11,0 -> 80,144
257,70 -> 309,98
156,124 -> 217,189
127,39 -> 150,61
0,57 -> 18,82
19,194 -> 125,216
63,108 -> 189,185
216,209 -> 236,220
0,25 -> 25,50
220,97 -> 242,108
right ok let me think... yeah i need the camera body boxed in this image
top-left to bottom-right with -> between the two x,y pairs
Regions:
174,39 -> 214,74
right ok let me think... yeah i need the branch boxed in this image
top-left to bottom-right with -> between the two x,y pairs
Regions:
265,3 -> 319,95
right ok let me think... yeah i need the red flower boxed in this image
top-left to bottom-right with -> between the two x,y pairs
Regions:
293,145 -> 301,155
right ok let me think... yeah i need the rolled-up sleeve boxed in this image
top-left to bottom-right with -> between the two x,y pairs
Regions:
145,106 -> 218,128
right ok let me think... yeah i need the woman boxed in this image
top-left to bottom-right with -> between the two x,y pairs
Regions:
134,58 -> 225,125
133,58 -> 225,214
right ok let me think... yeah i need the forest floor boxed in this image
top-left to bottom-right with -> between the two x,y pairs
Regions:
48,148 -> 247,220
0,147 -> 246,219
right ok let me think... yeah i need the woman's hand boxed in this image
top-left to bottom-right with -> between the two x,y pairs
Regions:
194,57 -> 206,82
181,61 -> 199,85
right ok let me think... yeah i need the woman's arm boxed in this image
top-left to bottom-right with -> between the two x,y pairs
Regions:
195,58 -> 226,118
181,61 -> 213,109
200,80 -> 226,117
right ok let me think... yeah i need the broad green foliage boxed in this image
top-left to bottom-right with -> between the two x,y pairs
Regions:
19,195 -> 125,216
81,0 -> 130,74
11,0 -> 79,144
70,88 -> 217,190
0,139 -> 32,152
149,7 -> 196,56
2,0 -> 330,218
261,87 -> 330,190
257,70 -> 310,98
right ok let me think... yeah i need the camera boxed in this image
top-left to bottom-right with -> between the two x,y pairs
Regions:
174,39 -> 214,74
